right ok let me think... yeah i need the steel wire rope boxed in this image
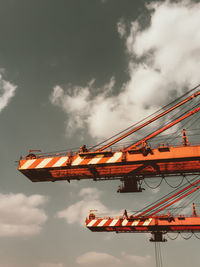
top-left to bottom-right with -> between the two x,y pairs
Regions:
162,109 -> 197,145
143,177 -> 164,189
142,177 -> 200,217
180,232 -> 193,240
164,102 -> 200,145
193,232 -> 200,239
132,176 -> 200,216
43,85 -> 200,154
164,176 -> 185,189
155,242 -> 163,267
177,189 -> 200,215
188,127 -> 200,131
132,101 -> 200,149
166,232 -> 179,240
90,84 -> 200,150
171,190 -> 199,215
161,98 -> 200,143
150,184 -> 200,216
179,108 -> 200,133
185,176 -> 200,188
129,97 -> 200,149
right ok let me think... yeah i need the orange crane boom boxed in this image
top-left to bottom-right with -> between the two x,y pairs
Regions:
86,177 -> 200,241
86,215 -> 200,242
86,214 -> 200,242
18,86 -> 200,192
18,144 -> 200,182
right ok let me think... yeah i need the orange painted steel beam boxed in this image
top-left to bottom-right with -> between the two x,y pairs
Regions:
86,215 -> 200,234
18,144 -> 200,182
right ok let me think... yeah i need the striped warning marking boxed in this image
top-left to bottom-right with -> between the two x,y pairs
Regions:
109,219 -> 119,226
35,158 -> 53,169
97,219 -> 108,227
71,156 -> 85,166
132,220 -> 140,226
20,159 -> 36,170
88,155 -> 104,165
87,219 -> 98,227
106,152 -> 122,163
53,156 -> 69,167
143,218 -> 152,226
122,219 -> 128,226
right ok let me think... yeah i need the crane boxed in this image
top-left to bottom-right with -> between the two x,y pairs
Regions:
86,176 -> 200,242
18,84 -> 200,192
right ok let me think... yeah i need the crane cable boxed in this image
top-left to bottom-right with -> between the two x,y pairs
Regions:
132,176 -> 200,217
143,177 -> 164,189
163,176 -> 185,189
166,233 -> 179,240
155,242 -> 163,267
90,84 -> 200,151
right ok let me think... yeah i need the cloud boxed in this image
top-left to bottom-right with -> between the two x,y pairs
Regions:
117,18 -> 127,38
76,251 -> 121,266
121,252 -> 151,266
56,187 -> 116,225
0,193 -> 47,237
50,0 -> 200,141
0,74 -> 16,112
76,251 -> 151,267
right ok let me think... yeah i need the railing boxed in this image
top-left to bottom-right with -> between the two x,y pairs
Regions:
20,142 -> 200,161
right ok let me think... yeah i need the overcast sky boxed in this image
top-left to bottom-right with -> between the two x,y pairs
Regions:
1,0 -> 200,266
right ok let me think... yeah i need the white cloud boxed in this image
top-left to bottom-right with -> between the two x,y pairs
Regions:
121,252 -> 151,267
39,264 -> 64,267
56,187 -> 117,225
117,18 -> 126,38
50,0 -> 200,141
76,251 -> 121,266
76,251 -> 151,267
0,193 -> 47,237
0,74 -> 16,112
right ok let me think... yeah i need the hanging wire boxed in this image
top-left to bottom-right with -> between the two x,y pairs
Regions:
180,232 -> 193,240
143,177 -> 164,189
155,242 -> 163,267
185,176 -> 200,187
164,176 -> 185,189
167,233 -> 179,240
193,232 -> 200,240
135,176 -> 200,217
132,176 -> 200,217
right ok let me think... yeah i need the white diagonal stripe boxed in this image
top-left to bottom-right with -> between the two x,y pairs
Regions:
97,219 -> 108,226
109,219 -> 119,226
20,159 -> 36,170
143,218 -> 152,226
35,158 -> 53,169
87,219 -> 98,227
88,155 -> 104,165
132,220 -> 140,226
53,156 -> 69,167
106,152 -> 122,163
71,156 -> 84,166
122,219 -> 128,226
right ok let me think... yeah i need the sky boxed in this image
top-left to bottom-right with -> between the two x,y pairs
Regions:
1,0 -> 200,266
